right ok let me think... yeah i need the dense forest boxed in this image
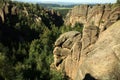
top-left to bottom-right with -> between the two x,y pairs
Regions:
0,0 -> 83,80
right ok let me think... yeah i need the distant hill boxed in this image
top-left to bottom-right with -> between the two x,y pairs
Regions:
39,1 -> 77,5
37,2 -> 75,9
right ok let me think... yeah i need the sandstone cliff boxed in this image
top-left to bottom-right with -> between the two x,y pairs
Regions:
52,4 -> 120,80
65,4 -> 120,32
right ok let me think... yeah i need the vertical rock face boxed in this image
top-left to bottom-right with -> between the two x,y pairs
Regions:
65,4 -> 120,32
0,9 -> 4,23
11,6 -> 18,15
0,3 -> 19,23
87,5 -> 104,27
65,5 -> 88,27
52,21 -> 120,80
53,31 -> 82,79
76,21 -> 120,80
3,3 -> 10,15
81,25 -> 99,56
52,4 -> 120,80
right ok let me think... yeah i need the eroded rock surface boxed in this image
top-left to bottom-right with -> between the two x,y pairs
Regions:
0,9 -> 4,23
65,4 -> 120,32
51,4 -> 120,80
76,21 -> 120,80
52,20 -> 120,80
53,31 -> 82,79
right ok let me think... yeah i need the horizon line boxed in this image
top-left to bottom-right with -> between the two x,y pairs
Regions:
12,0 -> 116,4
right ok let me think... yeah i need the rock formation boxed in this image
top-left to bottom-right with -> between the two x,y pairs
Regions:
76,20 -> 120,80
0,2 -> 63,27
65,4 -> 120,32
52,31 -> 82,79
0,3 -> 18,24
52,4 -> 120,80
0,9 -> 4,23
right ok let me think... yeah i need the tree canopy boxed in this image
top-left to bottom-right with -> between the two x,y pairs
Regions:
0,1 -> 84,80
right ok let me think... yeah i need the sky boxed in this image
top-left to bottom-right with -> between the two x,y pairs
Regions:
13,0 -> 117,3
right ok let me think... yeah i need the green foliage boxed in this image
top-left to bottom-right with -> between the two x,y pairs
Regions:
0,52 -> 15,80
112,1 -> 120,9
60,23 -> 84,34
0,1 -> 84,80
50,70 -> 66,80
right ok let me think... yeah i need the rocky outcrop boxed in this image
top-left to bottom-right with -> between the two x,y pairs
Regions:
0,2 -> 63,27
65,4 -> 120,32
52,31 -> 82,79
0,3 -> 18,23
76,20 -> 120,80
3,3 -> 10,15
11,6 -> 18,15
0,9 -> 4,23
54,7 -> 120,79
52,20 -> 120,80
